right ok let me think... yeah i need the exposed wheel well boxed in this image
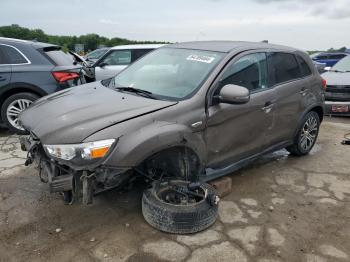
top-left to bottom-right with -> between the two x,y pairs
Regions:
310,106 -> 324,122
140,146 -> 202,181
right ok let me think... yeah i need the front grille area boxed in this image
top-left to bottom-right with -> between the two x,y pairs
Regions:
326,85 -> 350,93
326,85 -> 350,101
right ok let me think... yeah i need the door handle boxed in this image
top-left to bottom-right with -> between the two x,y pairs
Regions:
261,101 -> 274,113
300,87 -> 307,96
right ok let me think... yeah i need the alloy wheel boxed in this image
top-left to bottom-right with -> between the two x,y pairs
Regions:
6,99 -> 32,131
300,115 -> 318,151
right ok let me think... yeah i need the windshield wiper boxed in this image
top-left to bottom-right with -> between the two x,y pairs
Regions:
330,69 -> 346,73
115,86 -> 158,99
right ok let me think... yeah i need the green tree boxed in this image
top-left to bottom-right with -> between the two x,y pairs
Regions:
0,24 -> 169,52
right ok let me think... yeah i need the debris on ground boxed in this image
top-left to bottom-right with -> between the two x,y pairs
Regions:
1,118 -> 350,261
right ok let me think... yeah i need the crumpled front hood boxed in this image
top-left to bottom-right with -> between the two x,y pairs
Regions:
20,82 -> 177,144
322,71 -> 350,86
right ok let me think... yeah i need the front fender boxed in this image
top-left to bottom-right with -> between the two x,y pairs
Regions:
104,121 -> 206,168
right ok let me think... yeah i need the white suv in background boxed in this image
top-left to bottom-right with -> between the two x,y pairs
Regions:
84,44 -> 164,81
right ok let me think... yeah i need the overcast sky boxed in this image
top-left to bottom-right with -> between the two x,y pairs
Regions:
1,0 -> 349,50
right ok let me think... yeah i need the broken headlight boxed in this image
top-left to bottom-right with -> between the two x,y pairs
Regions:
44,139 -> 116,163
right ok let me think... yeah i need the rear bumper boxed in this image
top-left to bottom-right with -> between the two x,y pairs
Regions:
325,101 -> 350,116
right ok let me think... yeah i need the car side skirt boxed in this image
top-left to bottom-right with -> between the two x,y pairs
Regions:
202,141 -> 291,182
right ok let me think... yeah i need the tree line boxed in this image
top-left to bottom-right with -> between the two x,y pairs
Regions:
0,24 -> 169,52
0,24 -> 347,54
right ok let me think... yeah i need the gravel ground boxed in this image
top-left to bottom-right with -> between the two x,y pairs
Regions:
0,116 -> 350,262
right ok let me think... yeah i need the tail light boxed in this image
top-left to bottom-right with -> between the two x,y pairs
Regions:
321,78 -> 327,90
52,71 -> 80,83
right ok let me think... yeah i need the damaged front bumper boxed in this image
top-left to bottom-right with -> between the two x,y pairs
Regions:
20,135 -> 132,204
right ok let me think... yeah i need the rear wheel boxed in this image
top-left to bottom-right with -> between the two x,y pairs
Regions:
286,111 -> 320,156
1,92 -> 39,134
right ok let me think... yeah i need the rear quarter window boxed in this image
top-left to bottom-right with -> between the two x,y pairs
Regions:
44,47 -> 74,66
268,52 -> 301,86
296,55 -> 312,77
132,49 -> 153,62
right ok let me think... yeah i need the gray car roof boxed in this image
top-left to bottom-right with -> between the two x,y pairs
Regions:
168,41 -> 298,53
110,44 -> 165,50
0,37 -> 58,49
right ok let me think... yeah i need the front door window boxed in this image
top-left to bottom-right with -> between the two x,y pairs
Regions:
220,53 -> 268,92
101,50 -> 132,66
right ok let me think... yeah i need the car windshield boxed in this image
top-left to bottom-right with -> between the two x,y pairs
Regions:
332,56 -> 350,72
310,53 -> 320,59
112,48 -> 224,100
87,49 -> 107,60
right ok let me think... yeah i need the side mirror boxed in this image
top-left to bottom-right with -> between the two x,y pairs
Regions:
216,84 -> 250,104
324,66 -> 331,71
99,62 -> 108,68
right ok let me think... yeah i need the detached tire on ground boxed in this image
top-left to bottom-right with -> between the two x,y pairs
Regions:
142,180 -> 219,234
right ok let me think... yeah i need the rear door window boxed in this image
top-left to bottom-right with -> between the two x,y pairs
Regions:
296,55 -> 312,77
0,44 -> 28,64
44,47 -> 75,66
267,52 -> 302,86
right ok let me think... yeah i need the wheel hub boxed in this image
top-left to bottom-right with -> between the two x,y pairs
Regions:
300,115 -> 318,151
157,181 -> 206,205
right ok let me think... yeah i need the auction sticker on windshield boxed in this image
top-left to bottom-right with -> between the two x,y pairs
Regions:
187,54 -> 215,63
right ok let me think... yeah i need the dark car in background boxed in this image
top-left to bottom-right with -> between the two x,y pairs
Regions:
0,37 -> 84,133
312,52 -> 349,67
322,56 -> 350,115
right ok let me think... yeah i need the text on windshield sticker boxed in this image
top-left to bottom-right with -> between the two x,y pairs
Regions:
187,55 -> 215,64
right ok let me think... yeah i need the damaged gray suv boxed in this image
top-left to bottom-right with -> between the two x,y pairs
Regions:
19,41 -> 325,205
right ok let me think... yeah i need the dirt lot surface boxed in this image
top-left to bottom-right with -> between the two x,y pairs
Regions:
0,117 -> 350,262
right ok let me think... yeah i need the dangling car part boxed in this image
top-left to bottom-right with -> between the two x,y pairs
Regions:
19,135 -> 133,204
142,180 -> 219,234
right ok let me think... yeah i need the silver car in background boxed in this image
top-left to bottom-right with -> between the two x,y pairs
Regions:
322,56 -> 350,115
84,47 -> 110,63
84,44 -> 164,81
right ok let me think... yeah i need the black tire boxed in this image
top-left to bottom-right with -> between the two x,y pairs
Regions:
1,92 -> 39,134
286,111 -> 320,156
142,180 -> 219,234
